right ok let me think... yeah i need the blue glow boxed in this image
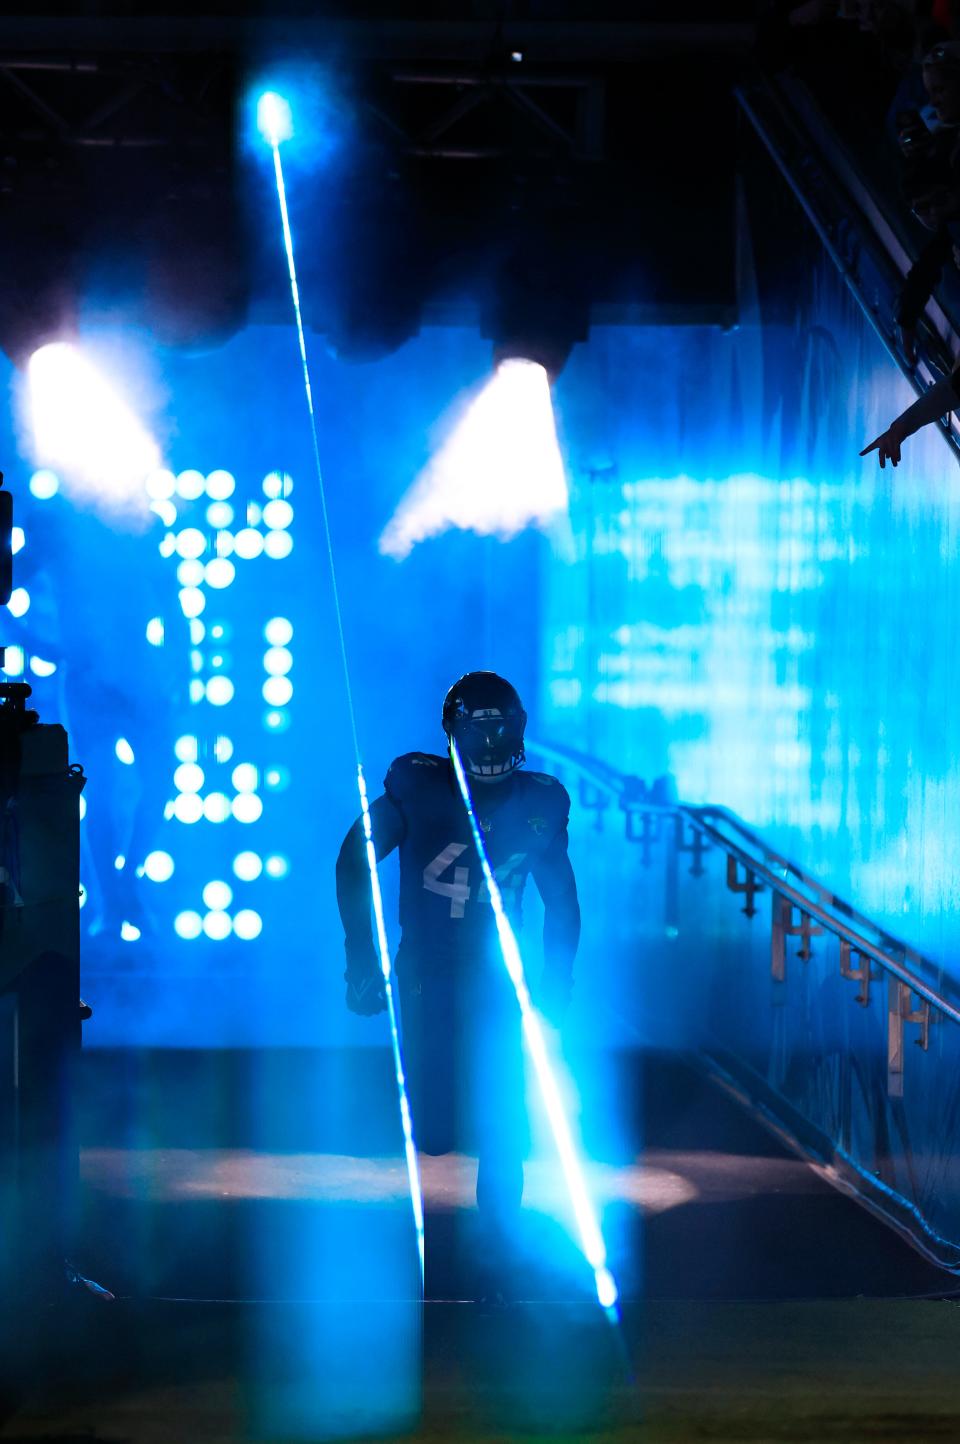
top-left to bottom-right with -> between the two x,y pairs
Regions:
265,854 -> 289,879
257,91 -> 294,147
265,766 -> 290,791
174,910 -> 203,940
264,709 -> 290,733
8,587 -> 29,618
29,656 -> 56,677
450,736 -> 620,1319
115,737 -> 135,765
188,679 -> 205,703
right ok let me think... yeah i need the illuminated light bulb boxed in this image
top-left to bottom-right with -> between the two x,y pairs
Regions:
265,854 -> 290,879
263,499 -> 293,530
206,469 -> 236,500
234,528 -> 264,560
28,469 -> 59,500
205,558 -> 236,590
175,527 -> 206,559
203,910 -> 232,941
207,501 -> 234,530
177,559 -> 204,587
146,617 -> 165,646
263,676 -> 293,707
231,763 -> 258,793
115,737 -> 135,765
263,647 -> 293,676
203,880 -> 233,911
232,793 -> 263,824
175,470 -> 205,500
146,469 -> 176,500
233,909 -> 263,941
8,588 -> 30,618
174,911 -> 203,940
264,529 -> 293,560
206,676 -> 235,707
144,851 -> 175,883
173,793 -> 204,824
174,762 -> 204,793
233,851 -> 263,882
214,735 -> 234,763
264,617 -> 293,646
173,733 -> 197,768
203,792 -> 231,823
179,588 -> 206,619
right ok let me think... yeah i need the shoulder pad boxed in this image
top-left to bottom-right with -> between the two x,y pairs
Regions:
385,752 -> 445,799
522,770 -> 571,820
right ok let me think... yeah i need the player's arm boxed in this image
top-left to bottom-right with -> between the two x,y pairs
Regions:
861,367 -> 960,468
335,789 -> 405,1014
529,789 -> 581,1025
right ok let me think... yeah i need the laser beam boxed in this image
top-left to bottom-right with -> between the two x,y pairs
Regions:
261,95 -> 425,1287
449,738 -> 620,1319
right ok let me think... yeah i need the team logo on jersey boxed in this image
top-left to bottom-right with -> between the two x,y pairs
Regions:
528,816 -> 547,834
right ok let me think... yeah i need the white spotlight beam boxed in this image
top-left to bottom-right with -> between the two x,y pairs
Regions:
379,358 -> 568,560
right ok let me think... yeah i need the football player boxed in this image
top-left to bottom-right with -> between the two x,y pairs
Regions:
335,670 -> 580,1290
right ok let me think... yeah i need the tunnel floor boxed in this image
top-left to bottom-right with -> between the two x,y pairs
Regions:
3,1049 -> 959,1443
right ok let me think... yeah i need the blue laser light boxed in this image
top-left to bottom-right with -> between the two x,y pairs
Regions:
257,91 -> 293,147
449,738 -> 620,1319
264,104 -> 425,1287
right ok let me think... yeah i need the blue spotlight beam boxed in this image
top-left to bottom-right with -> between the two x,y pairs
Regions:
263,107 -> 425,1288
449,739 -> 620,1320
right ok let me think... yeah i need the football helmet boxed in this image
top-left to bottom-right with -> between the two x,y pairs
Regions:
442,671 -> 527,781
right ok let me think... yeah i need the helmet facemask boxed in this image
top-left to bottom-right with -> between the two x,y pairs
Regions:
442,672 -> 527,783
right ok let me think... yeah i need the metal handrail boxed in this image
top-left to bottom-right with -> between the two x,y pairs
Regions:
526,736 -> 960,1033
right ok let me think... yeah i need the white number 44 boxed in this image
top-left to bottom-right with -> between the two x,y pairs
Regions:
423,845 -> 526,919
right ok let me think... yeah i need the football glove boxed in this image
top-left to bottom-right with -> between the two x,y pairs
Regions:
344,938 -> 386,1016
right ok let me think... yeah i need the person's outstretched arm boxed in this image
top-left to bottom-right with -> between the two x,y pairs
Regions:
335,791 -> 405,1013
861,368 -> 960,468
529,790 -> 581,1025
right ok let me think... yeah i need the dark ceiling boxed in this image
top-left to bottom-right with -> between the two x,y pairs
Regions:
0,7 -> 756,357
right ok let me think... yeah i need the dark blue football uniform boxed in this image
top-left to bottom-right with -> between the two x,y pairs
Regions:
336,751 -> 581,1249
